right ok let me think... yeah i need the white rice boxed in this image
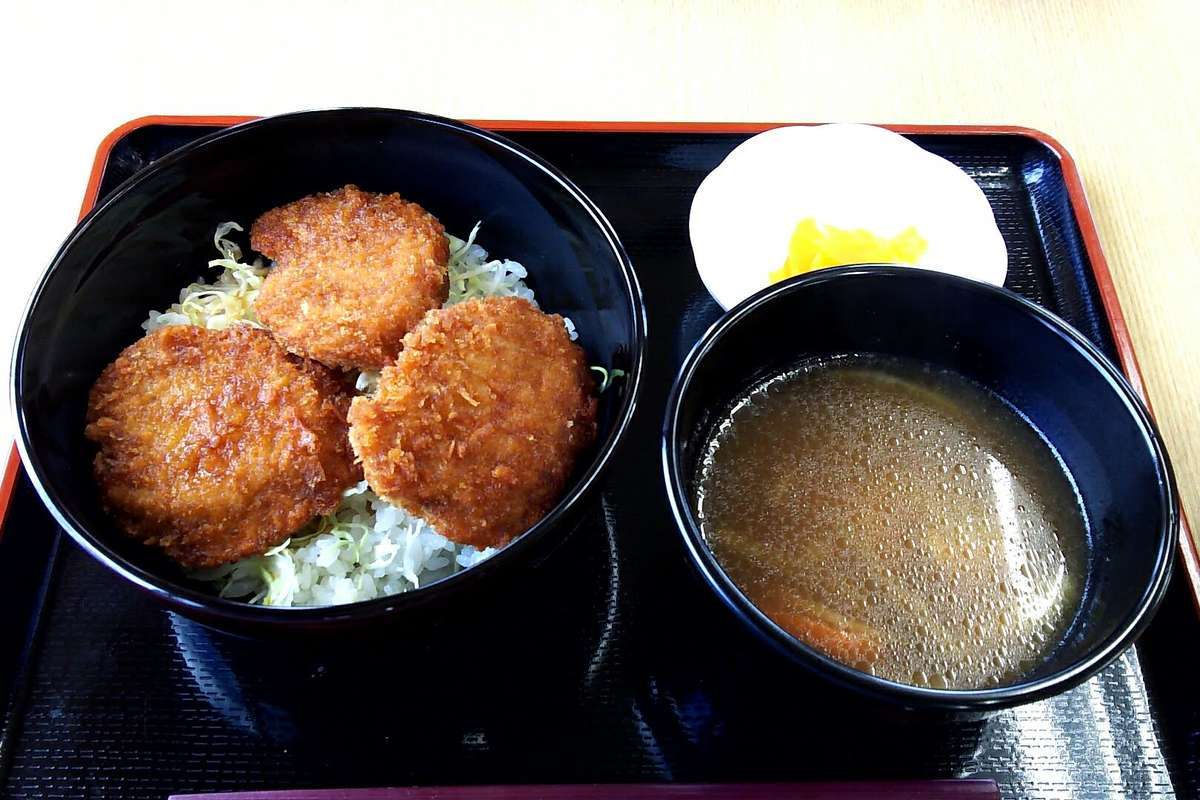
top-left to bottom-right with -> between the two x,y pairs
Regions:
191,481 -> 496,607
151,220 -> 563,607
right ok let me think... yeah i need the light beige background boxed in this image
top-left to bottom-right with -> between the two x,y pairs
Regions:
2,1 -> 1196,548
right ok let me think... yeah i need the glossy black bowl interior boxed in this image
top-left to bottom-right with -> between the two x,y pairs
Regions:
664,266 -> 1177,711
12,109 -> 645,633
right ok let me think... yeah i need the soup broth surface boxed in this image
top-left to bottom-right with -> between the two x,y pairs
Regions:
695,355 -> 1087,689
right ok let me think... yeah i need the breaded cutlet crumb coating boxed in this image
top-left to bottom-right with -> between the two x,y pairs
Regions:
348,297 -> 597,548
85,325 -> 360,568
251,184 -> 450,371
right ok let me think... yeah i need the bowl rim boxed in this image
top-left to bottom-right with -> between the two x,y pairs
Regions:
662,265 -> 1178,710
11,107 -> 648,626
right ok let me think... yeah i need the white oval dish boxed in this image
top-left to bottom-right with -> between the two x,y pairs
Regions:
689,123 -> 1009,310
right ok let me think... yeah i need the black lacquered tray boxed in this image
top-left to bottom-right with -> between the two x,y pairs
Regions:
1,119 -> 1197,800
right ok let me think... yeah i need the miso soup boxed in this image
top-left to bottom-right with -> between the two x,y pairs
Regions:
695,355 -> 1087,689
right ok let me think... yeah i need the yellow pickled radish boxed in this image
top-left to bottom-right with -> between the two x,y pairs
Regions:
769,218 -> 929,283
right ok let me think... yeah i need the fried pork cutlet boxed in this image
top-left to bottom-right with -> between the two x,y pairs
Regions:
348,297 -> 597,548
85,325 -> 359,568
251,184 -> 450,371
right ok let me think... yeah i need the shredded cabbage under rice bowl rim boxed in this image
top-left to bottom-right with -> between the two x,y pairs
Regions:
150,221 -> 583,608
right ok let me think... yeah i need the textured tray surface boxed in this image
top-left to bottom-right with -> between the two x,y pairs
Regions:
1,125 -> 1196,800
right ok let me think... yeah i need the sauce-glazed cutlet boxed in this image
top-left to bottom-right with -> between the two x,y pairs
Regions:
348,297 -> 597,548
251,184 -> 450,371
85,325 -> 360,568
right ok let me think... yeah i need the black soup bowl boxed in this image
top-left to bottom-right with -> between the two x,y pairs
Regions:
13,109 -> 646,635
663,266 -> 1177,712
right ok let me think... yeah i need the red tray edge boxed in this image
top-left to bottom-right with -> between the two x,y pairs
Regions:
4,114 -> 1197,618
166,779 -> 1001,800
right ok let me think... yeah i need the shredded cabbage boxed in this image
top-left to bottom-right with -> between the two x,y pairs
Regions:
446,223 -> 537,306
445,224 -> 577,340
143,223 -> 268,332
590,366 -> 627,393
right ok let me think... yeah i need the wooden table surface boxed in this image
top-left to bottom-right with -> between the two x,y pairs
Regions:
3,0 -> 1197,550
